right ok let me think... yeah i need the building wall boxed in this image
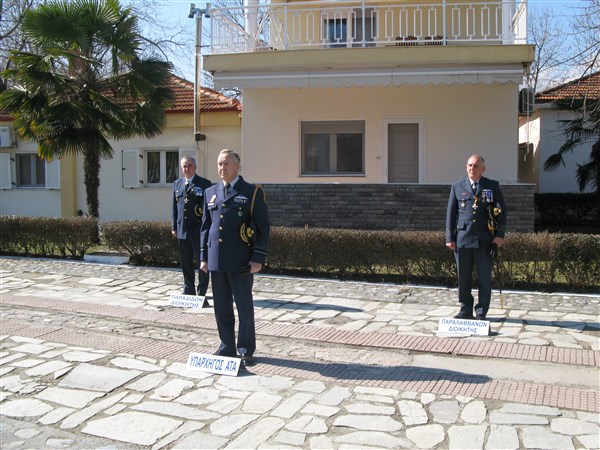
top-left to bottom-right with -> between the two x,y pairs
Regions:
519,107 -> 594,193
0,137 -> 64,217
536,109 -> 593,193
240,83 -> 519,185
88,112 -> 241,222
262,183 -> 534,232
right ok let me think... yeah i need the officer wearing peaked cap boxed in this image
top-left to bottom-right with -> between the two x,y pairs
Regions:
200,149 -> 270,367
172,155 -> 212,298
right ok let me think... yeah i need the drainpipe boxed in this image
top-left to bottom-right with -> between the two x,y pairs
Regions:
188,3 -> 211,142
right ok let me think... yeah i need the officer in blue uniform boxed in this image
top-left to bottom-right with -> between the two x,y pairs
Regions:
200,149 -> 269,367
446,154 -> 507,320
172,155 -> 212,298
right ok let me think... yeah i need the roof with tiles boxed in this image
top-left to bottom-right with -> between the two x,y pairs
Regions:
536,71 -> 600,104
167,74 -> 242,113
0,74 -> 241,121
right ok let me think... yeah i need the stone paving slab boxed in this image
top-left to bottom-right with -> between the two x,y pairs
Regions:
2,334 -> 599,449
2,294 -> 598,366
2,317 -> 598,413
1,256 -> 599,449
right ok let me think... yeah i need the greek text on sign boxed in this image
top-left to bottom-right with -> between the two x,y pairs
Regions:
438,317 -> 490,336
169,293 -> 207,308
187,352 -> 241,376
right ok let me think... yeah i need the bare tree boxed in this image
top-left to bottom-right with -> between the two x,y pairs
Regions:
0,0 -> 41,90
527,6 -> 568,92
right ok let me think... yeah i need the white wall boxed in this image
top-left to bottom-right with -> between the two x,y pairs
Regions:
0,139 -> 63,217
536,109 -> 593,193
91,117 -> 241,222
240,83 -> 519,184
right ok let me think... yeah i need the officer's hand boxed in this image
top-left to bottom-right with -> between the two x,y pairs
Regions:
493,237 -> 505,248
446,242 -> 456,250
250,261 -> 262,274
171,230 -> 177,238
199,261 -> 208,273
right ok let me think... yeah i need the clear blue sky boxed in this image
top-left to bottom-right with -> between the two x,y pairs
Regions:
140,0 -> 588,83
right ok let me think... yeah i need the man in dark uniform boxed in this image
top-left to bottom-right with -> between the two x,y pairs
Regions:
445,154 -> 507,320
200,149 -> 270,367
172,155 -> 212,299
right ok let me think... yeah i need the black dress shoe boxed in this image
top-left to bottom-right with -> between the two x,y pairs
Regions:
202,300 -> 212,308
454,312 -> 475,319
241,354 -> 255,367
213,350 -> 236,357
476,314 -> 487,320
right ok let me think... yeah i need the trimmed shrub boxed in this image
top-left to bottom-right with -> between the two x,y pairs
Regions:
0,216 -> 98,258
101,220 -> 179,266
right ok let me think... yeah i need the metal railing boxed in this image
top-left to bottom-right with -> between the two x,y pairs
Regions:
209,0 -> 527,54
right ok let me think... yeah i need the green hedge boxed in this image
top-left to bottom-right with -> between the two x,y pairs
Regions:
1,217 -> 598,292
101,220 -> 179,266
0,216 -> 98,258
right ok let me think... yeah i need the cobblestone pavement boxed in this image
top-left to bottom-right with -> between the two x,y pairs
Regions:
0,256 -> 598,449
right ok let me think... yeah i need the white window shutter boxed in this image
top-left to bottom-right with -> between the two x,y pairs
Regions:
0,153 -> 12,190
178,148 -> 196,177
122,149 -> 141,188
45,158 -> 61,189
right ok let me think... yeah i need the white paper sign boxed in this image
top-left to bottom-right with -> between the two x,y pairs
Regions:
187,352 -> 241,376
438,317 -> 490,336
169,293 -> 207,308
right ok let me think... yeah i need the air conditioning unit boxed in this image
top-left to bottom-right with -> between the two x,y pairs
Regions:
518,88 -> 535,115
0,126 -> 15,148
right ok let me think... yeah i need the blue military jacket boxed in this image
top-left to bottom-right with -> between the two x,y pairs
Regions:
172,174 -> 212,239
445,176 -> 507,249
200,176 -> 270,272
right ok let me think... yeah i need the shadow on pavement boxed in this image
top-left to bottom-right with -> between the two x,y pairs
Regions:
254,299 -> 363,313
255,356 -> 491,384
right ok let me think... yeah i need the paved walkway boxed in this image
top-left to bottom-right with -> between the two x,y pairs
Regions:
0,256 -> 598,449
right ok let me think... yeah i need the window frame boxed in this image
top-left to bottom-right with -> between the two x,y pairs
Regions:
301,120 -> 365,177
16,153 -> 46,188
143,148 -> 180,187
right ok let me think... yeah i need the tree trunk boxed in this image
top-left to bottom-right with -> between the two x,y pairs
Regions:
83,148 -> 101,218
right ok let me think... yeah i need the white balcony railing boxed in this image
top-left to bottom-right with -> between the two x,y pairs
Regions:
209,0 -> 528,55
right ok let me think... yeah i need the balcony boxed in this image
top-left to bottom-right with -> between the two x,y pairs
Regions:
208,0 -> 527,55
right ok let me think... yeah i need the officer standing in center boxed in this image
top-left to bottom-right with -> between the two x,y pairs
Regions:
200,149 -> 270,367
172,155 -> 212,299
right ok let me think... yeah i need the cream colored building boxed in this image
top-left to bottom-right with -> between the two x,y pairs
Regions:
204,0 -> 533,186
0,76 -> 242,220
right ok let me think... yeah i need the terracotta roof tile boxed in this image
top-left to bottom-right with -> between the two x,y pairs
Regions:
0,74 -> 242,121
167,74 -> 242,113
536,71 -> 600,104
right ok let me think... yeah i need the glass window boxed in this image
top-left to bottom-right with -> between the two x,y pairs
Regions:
301,121 -> 365,175
145,150 -> 179,186
16,154 -> 45,187
326,18 -> 347,48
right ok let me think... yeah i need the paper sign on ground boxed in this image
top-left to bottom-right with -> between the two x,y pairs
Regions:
169,293 -> 207,308
438,317 -> 490,336
187,352 -> 241,376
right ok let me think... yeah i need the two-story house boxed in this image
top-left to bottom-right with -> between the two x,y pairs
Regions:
203,0 -> 535,232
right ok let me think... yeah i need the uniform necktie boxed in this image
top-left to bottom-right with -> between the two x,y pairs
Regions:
224,183 -> 230,196
472,181 -> 478,193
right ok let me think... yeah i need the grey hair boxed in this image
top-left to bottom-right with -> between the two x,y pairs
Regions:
219,149 -> 241,164
181,155 -> 197,166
